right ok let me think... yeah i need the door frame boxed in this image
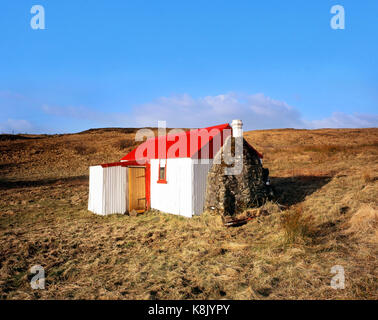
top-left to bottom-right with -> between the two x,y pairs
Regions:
128,166 -> 146,213
124,162 -> 151,213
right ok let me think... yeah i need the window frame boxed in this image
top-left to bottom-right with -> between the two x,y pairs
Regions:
157,159 -> 167,184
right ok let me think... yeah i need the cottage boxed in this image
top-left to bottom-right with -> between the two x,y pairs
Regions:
88,119 -> 271,217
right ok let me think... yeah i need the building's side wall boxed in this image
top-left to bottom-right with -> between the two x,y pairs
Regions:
102,166 -> 127,214
125,166 -> 129,212
88,165 -> 104,214
150,158 -> 193,217
192,159 -> 213,215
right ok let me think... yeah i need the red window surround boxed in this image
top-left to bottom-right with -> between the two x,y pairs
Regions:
157,159 -> 167,184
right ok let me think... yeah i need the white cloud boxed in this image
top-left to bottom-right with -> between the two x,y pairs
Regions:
133,93 -> 378,129
133,92 -> 305,130
42,105 -> 105,122
0,119 -> 33,134
307,112 -> 378,129
0,90 -> 26,101
42,104 -> 133,127
39,93 -> 378,131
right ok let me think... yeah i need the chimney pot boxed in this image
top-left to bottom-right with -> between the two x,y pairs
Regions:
231,119 -> 243,138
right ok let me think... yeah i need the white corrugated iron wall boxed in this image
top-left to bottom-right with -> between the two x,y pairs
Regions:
192,159 -> 213,215
150,158 -> 193,217
102,166 -> 127,214
89,160 -> 213,216
88,165 -> 127,215
125,167 -> 129,213
88,165 -> 104,214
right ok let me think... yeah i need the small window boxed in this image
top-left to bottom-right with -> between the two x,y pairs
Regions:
159,166 -> 165,180
157,160 -> 167,183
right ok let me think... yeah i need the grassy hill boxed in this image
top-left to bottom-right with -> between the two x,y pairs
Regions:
0,128 -> 377,299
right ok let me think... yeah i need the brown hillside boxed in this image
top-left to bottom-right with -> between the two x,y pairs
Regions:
0,128 -> 377,299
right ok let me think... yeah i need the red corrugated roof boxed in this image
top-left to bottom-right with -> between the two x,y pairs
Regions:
120,123 -> 232,162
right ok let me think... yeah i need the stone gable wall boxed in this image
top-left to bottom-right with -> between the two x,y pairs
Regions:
204,136 -> 273,217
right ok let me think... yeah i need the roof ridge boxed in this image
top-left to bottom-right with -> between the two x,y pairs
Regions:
146,122 -> 231,141
120,122 -> 232,161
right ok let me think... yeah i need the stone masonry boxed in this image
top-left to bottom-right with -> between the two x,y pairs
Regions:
204,136 -> 273,218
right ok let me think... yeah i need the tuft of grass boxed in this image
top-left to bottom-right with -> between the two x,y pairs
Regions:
346,204 -> 377,244
73,144 -> 97,155
362,170 -> 374,184
280,205 -> 314,244
113,139 -> 135,150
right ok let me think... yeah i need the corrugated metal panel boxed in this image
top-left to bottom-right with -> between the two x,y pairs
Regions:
192,159 -> 213,215
150,158 -> 193,217
125,167 -> 129,212
90,158 -> 212,217
121,123 -> 232,161
88,165 -> 127,215
102,166 -> 127,214
88,165 -> 104,214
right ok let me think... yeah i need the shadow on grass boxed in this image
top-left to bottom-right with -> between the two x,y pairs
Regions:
0,162 -> 31,171
0,175 -> 89,190
0,134 -> 46,141
271,175 -> 332,206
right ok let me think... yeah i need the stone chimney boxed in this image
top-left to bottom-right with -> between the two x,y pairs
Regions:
231,119 -> 243,138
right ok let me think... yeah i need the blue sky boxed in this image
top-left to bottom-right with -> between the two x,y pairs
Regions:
0,0 -> 377,133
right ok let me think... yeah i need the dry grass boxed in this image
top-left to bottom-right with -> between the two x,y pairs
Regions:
362,170 -> 374,184
0,127 -> 377,300
280,205 -> 314,244
345,204 -> 377,243
113,139 -> 135,150
73,143 -> 97,155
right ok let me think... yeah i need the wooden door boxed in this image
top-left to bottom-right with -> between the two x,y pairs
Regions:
128,167 -> 146,213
